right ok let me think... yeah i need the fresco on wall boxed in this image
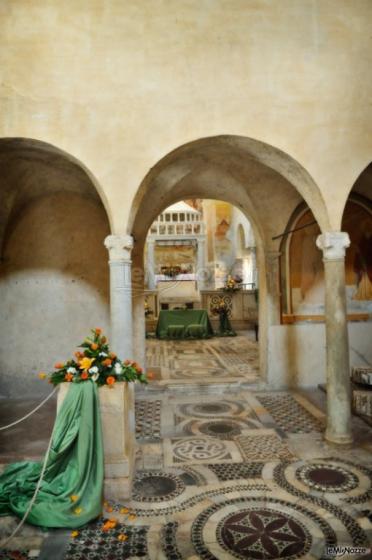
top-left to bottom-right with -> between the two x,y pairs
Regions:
154,244 -> 195,273
343,201 -> 372,301
288,199 -> 372,315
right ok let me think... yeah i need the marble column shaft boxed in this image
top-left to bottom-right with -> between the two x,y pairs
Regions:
146,238 -> 156,290
104,234 -> 134,359
103,234 -> 135,499
197,235 -> 207,290
316,231 -> 352,445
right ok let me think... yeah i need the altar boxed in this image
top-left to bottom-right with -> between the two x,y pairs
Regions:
155,309 -> 214,339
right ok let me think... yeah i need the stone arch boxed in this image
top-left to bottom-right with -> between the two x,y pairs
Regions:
0,137 -> 111,397
129,135 -> 328,383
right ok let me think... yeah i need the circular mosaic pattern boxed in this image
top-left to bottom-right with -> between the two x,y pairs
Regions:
193,402 -> 232,415
173,437 -> 228,462
296,463 -> 359,493
133,472 -> 185,503
217,508 -> 311,560
198,420 -> 242,439
192,497 -> 337,560
179,400 -> 246,419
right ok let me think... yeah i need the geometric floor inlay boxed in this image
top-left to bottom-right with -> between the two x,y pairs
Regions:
3,340 -> 372,560
236,432 -> 295,462
64,520 -> 149,559
296,463 -> 359,493
191,497 -> 338,560
165,436 -> 242,465
132,471 -> 186,503
217,508 -> 311,560
254,394 -> 323,433
135,400 -> 162,441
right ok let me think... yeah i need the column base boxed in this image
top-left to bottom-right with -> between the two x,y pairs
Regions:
325,429 -> 353,446
104,476 -> 132,501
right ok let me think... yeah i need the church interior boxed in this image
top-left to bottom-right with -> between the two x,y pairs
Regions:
0,1 -> 371,558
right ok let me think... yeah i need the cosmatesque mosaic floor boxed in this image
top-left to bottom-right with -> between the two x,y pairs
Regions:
145,332 -> 260,386
1,337 -> 372,559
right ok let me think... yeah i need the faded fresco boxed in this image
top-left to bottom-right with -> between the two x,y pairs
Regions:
288,200 -> 372,314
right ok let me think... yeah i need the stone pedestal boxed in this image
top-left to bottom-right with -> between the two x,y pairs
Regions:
316,232 -> 352,445
58,382 -> 134,500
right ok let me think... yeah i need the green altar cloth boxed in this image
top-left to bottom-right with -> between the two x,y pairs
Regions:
156,309 -> 214,339
0,381 -> 104,528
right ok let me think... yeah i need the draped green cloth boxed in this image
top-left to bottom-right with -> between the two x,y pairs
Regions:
0,381 -> 104,528
156,309 -> 214,339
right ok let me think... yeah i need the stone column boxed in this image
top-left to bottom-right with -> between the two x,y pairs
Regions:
251,247 -> 257,288
132,250 -> 146,372
197,235 -> 207,290
103,234 -> 135,499
146,238 -> 156,290
316,232 -> 352,445
104,234 -> 134,358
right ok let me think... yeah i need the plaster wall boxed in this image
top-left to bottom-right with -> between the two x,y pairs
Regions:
268,323 -> 372,389
1,0 -> 371,231
0,192 -> 110,397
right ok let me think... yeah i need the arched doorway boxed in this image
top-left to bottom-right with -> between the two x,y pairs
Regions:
128,135 -> 329,386
0,138 -> 111,397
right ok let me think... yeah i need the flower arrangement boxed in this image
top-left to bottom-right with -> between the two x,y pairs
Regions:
40,328 -> 148,387
222,274 -> 242,292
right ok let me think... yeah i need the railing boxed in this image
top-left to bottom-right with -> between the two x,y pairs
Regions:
149,222 -> 206,236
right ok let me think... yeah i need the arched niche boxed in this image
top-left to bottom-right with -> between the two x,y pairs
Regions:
0,138 -> 111,397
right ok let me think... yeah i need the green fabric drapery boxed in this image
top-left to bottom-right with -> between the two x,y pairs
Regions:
156,309 -> 214,339
0,381 -> 104,528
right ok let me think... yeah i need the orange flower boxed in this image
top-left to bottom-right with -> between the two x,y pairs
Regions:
109,352 -> 116,359
95,328 -> 102,335
91,343 -> 98,350
102,358 -> 112,367
65,372 -> 74,382
81,371 -> 89,380
54,362 -> 64,369
132,362 -> 139,370
118,534 -> 128,541
38,372 -> 47,380
147,372 -> 154,380
101,336 -> 107,343
74,351 -> 84,359
102,518 -> 117,531
106,376 -> 116,386
136,367 -> 143,374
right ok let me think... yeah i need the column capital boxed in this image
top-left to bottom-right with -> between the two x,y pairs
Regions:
316,232 -> 350,261
104,234 -> 134,263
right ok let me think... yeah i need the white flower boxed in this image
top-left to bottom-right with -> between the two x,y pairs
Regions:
114,362 -> 123,374
89,366 -> 98,374
91,372 -> 99,382
67,367 -> 77,374
99,352 -> 108,357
